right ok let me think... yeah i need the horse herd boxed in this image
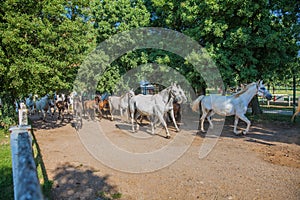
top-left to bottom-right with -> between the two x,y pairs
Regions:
17,81 -> 276,138
24,93 -> 74,121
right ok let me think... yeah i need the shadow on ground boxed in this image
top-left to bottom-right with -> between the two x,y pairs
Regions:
51,164 -> 119,200
195,115 -> 300,146
29,112 -> 74,130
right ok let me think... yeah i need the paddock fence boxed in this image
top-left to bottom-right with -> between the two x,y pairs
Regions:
9,104 -> 43,200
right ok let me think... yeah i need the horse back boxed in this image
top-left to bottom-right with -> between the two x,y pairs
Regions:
99,100 -> 109,110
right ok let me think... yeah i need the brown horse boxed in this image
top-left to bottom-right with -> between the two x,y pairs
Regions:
98,99 -> 110,119
83,96 -> 99,120
56,100 -> 68,120
173,102 -> 181,123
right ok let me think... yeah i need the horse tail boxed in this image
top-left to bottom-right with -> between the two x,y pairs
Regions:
191,95 -> 205,112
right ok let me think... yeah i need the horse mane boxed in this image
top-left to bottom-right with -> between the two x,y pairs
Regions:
233,82 -> 256,98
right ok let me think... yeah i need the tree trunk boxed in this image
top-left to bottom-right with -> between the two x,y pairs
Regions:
200,85 -> 206,95
250,95 -> 262,115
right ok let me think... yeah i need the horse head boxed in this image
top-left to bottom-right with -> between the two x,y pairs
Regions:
257,80 -> 272,100
170,84 -> 187,104
128,89 -> 135,98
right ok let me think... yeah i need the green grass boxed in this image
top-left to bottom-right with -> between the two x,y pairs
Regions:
272,89 -> 299,96
246,113 -> 294,123
96,191 -> 123,200
0,129 -> 14,200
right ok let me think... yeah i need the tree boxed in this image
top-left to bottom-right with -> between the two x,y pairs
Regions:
0,0 -> 95,103
90,0 -> 151,93
147,0 -> 299,114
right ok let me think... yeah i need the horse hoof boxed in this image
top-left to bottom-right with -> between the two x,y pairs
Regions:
234,132 -> 242,136
176,129 -> 181,132
242,131 -> 247,135
166,135 -> 171,139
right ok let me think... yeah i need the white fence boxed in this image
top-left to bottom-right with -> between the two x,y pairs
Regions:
9,105 -> 43,200
260,94 -> 298,107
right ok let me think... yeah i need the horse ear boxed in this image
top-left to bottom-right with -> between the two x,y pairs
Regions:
256,80 -> 260,85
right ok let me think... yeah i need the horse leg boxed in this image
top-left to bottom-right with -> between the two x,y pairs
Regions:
42,110 -> 46,121
98,108 -> 103,120
149,115 -> 155,134
135,113 -> 140,131
58,109 -> 61,120
61,108 -> 65,121
200,111 -> 208,133
53,104 -> 57,116
291,110 -> 299,121
154,107 -> 170,138
131,111 -> 136,132
206,110 -> 215,129
87,107 -> 93,120
158,114 -> 170,139
233,115 -> 240,135
238,114 -> 251,135
110,108 -> 114,121
169,109 -> 180,132
109,103 -> 114,121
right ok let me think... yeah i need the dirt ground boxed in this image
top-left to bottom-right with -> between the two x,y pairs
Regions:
32,112 -> 300,200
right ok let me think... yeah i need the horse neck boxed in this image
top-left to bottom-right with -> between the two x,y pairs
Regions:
121,93 -> 127,101
237,84 -> 257,104
158,88 -> 170,103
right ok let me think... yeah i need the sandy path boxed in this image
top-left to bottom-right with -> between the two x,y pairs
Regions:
33,115 -> 300,200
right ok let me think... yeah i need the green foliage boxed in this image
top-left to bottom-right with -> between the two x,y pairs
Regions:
0,0 -> 96,100
89,0 -> 151,93
146,0 -> 299,89
0,98 -> 17,130
0,0 -> 298,100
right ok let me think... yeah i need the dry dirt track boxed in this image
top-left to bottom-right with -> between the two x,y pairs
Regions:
32,113 -> 300,200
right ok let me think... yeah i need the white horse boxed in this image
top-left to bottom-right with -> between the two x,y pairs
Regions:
129,83 -> 187,138
108,89 -> 135,121
25,94 -> 36,115
35,94 -> 51,121
68,92 -> 76,113
73,95 -> 83,129
191,81 -> 272,135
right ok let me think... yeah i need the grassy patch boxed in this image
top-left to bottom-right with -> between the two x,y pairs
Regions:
96,191 -> 122,200
0,129 -> 13,200
246,113 -> 293,123
271,89 -> 299,96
